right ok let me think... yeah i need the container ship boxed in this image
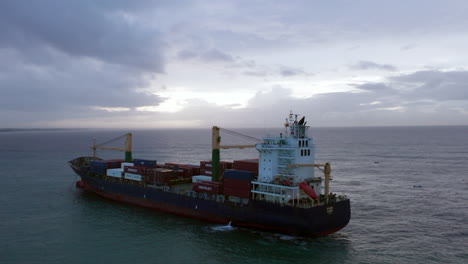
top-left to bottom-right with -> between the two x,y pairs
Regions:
69,113 -> 350,237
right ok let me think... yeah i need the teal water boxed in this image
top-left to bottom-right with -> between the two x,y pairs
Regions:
0,127 -> 467,263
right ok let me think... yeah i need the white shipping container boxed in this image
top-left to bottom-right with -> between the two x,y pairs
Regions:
192,175 -> 212,183
107,168 -> 123,178
124,172 -> 143,181
121,162 -> 134,169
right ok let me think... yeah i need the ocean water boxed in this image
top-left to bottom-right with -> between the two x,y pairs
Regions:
0,126 -> 467,264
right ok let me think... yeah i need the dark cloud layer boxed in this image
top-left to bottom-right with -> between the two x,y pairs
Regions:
351,61 -> 397,71
0,1 -> 164,72
0,1 -> 167,127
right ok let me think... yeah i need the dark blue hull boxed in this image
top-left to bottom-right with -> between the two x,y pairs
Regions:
75,170 -> 351,237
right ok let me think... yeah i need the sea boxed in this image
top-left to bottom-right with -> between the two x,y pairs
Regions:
0,126 -> 467,264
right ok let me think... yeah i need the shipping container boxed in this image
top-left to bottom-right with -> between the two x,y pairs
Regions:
233,159 -> 259,174
200,169 -> 212,176
181,164 -> 201,175
223,169 -> 256,181
90,160 -> 109,168
164,163 -> 200,178
223,178 -> 251,189
104,159 -> 124,169
133,159 -> 157,168
200,161 -> 212,169
124,165 -> 146,175
121,162 -> 134,169
90,160 -> 109,174
200,161 -> 233,170
124,172 -> 143,181
164,162 -> 184,167
192,175 -> 212,183
220,161 -> 234,169
145,168 -> 178,185
174,166 -> 195,178
106,168 -> 123,178
193,181 -> 221,194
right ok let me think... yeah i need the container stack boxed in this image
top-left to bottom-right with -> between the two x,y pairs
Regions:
164,163 -> 201,178
192,181 -> 221,195
133,159 -> 157,168
233,159 -> 259,175
200,161 -> 233,176
121,159 -> 157,184
222,169 -> 256,199
90,159 -> 124,175
144,168 -> 176,185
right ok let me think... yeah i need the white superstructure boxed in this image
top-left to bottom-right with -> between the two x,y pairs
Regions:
251,112 -> 324,204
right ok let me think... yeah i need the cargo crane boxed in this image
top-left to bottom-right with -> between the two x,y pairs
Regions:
211,126 -> 258,182
92,133 -> 133,162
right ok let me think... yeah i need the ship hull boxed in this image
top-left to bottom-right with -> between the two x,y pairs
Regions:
75,172 -> 350,237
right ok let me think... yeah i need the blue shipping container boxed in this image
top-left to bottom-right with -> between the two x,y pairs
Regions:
90,160 -> 109,168
90,161 -> 109,174
133,159 -> 157,168
223,169 -> 255,181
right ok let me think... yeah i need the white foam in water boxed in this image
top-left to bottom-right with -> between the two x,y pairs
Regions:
210,221 -> 236,232
278,235 -> 300,241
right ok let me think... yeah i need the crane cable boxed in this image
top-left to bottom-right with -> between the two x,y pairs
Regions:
219,128 -> 261,142
94,133 -> 128,147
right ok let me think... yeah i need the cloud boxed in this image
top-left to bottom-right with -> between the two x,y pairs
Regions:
0,1 -> 169,127
0,1 -> 165,72
353,83 -> 396,94
391,70 -> 468,101
350,61 -> 397,71
0,48 -> 164,112
200,49 -> 234,62
279,66 -> 312,77
177,49 -> 199,60
401,44 -> 416,51
176,48 -> 235,63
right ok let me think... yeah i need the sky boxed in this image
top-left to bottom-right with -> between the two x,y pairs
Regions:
1,0 -> 468,128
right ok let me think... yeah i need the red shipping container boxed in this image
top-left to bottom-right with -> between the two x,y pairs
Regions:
200,161 -> 212,170
200,168 -> 229,177
164,162 -> 184,167
124,166 -> 146,175
193,181 -> 220,194
144,168 -> 175,185
223,178 -> 251,189
164,163 -> 198,178
182,164 -> 201,175
220,161 -> 234,169
101,159 -> 124,169
200,161 -> 233,170
233,159 -> 259,175
200,169 -> 213,176
178,166 -> 195,178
